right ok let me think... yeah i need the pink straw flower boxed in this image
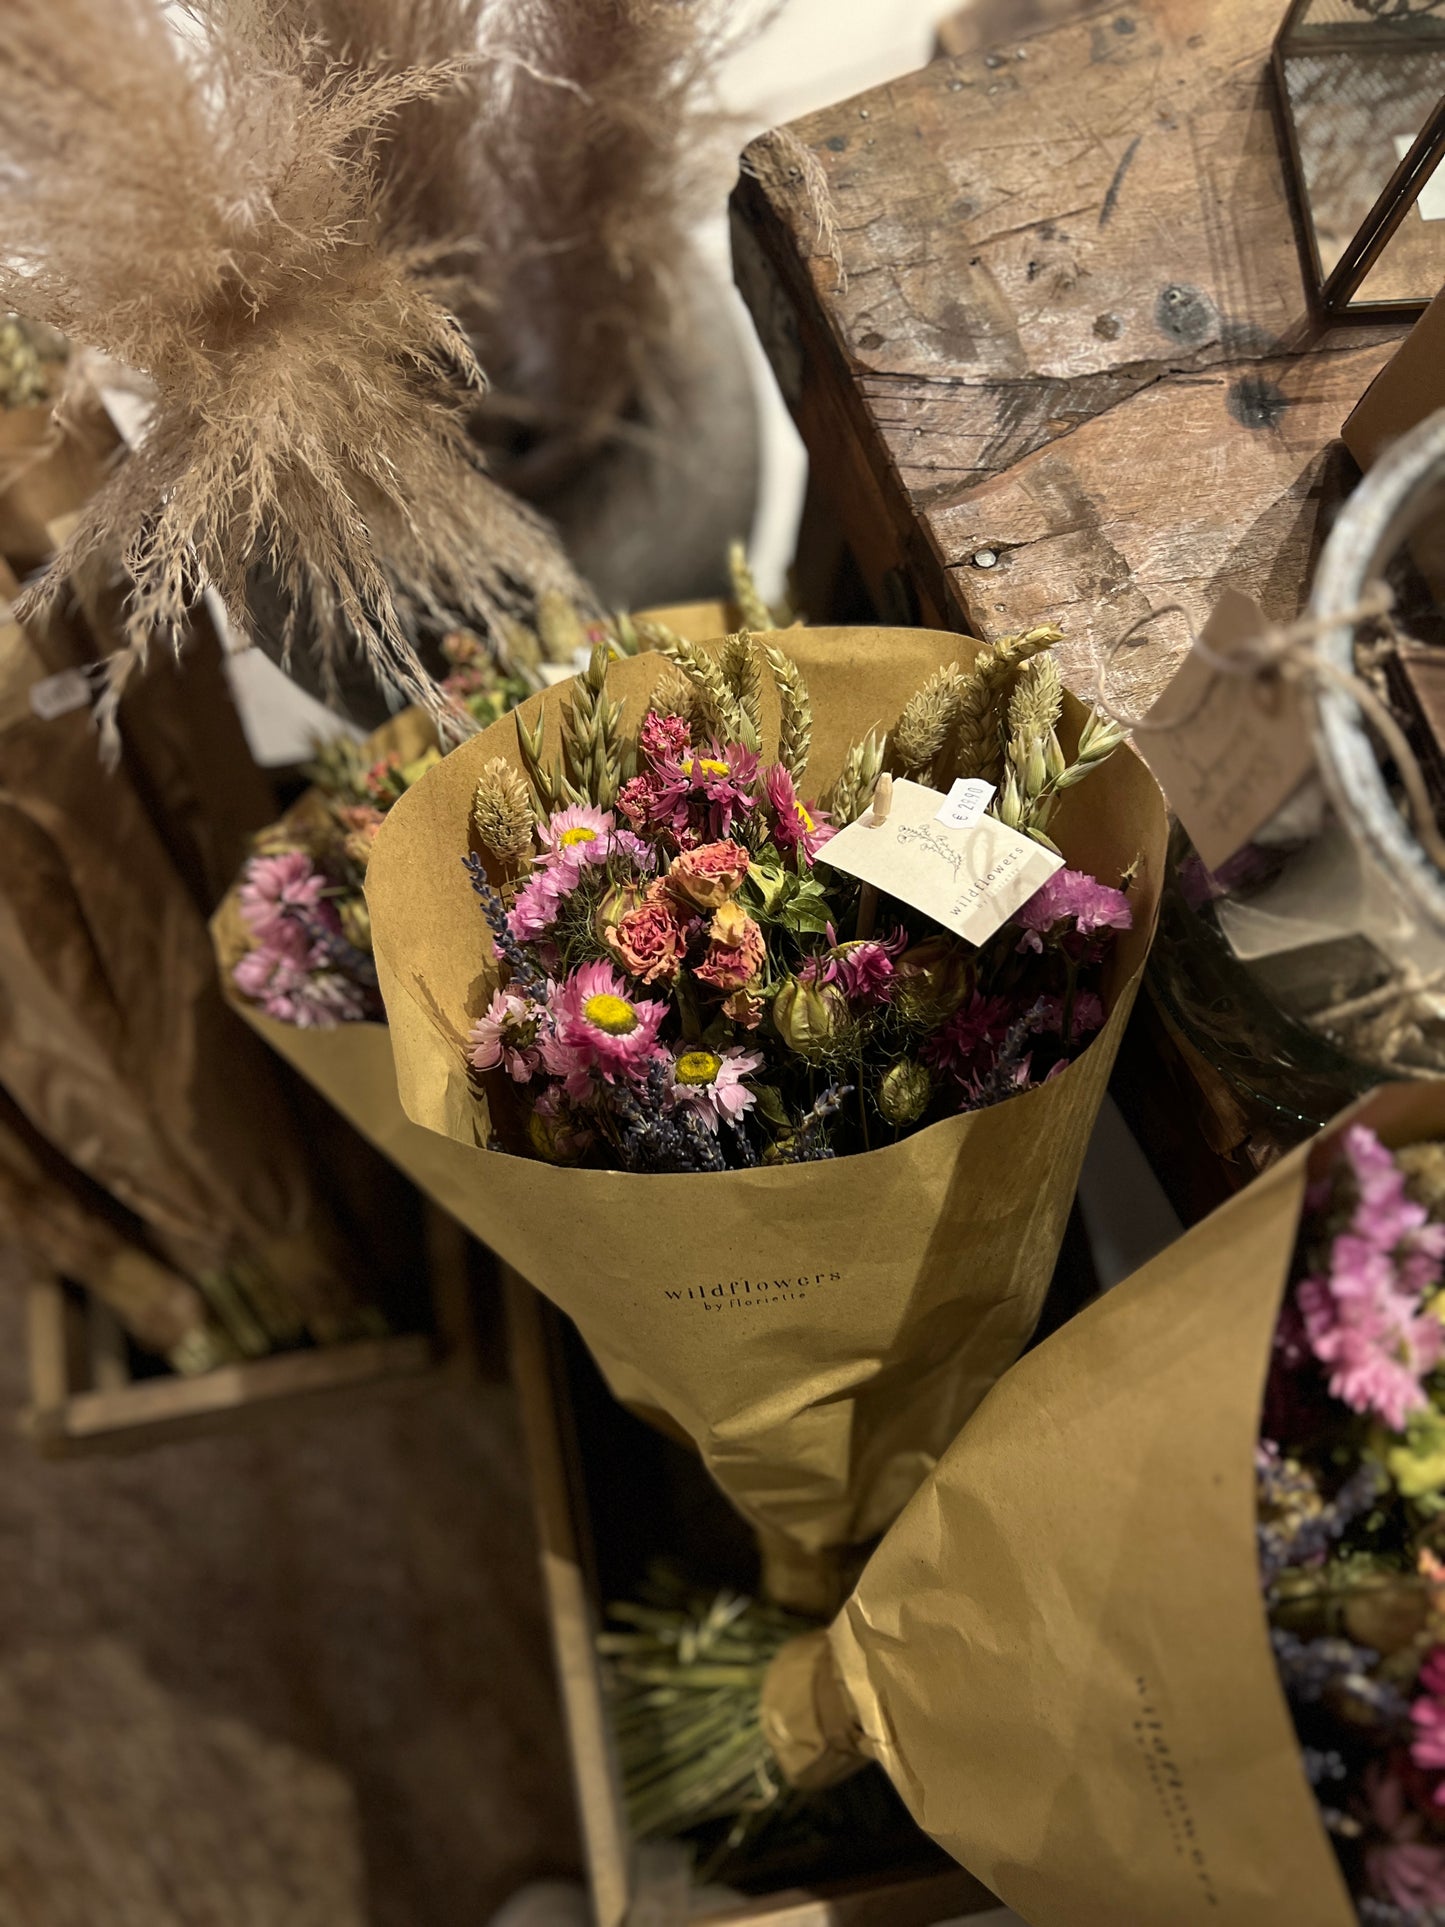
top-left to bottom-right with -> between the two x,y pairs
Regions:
668,1046 -> 764,1131
537,804 -> 616,876
920,992 -> 1016,1081
540,961 -> 668,1100
468,988 -> 545,1082
762,764 -> 833,861
651,740 -> 760,843
232,926 -> 366,1028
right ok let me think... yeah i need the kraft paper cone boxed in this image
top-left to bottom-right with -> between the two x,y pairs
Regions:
766,1083 -> 1445,1926
365,626 -> 1168,1562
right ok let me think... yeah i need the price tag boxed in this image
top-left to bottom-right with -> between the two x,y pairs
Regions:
934,777 -> 996,829
1139,591 -> 1315,872
818,777 -> 1061,946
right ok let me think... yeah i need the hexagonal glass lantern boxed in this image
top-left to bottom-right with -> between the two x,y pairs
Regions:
1272,0 -> 1445,317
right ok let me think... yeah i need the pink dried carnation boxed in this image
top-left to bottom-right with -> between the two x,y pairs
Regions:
606,889 -> 687,986
468,989 -> 545,1082
539,961 -> 668,1100
1345,1124 -> 1445,1295
1013,869 -> 1132,957
537,804 -> 616,876
639,710 -> 693,766
665,841 -> 750,910
508,864 -> 581,943
694,902 -> 767,993
1031,990 -> 1106,1044
238,850 -> 330,942
669,1046 -> 764,1131
762,764 -> 833,862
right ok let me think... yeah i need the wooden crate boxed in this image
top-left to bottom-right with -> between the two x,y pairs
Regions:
20,1205 -> 482,1458
503,1271 -> 1003,1927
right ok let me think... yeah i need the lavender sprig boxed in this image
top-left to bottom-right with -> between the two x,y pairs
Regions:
463,853 -> 546,996
300,909 -> 379,990
791,1083 -> 851,1162
611,1063 -> 728,1174
1270,1628 -> 1410,1730
1257,1455 -> 1387,1585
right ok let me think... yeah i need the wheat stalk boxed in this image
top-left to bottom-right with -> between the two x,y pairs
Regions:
762,642 -> 812,783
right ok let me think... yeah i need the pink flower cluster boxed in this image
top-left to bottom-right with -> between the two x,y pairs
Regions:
800,926 -> 907,1009
233,852 -> 368,1028
1295,1125 -> 1445,1432
1014,868 -> 1133,958
466,953 -> 765,1140
618,718 -> 773,849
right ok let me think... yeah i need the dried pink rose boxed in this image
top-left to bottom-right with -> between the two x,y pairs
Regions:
694,901 -> 766,993
665,840 -> 750,910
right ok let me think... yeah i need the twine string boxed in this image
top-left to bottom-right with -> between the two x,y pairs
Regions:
1097,583 -> 1445,875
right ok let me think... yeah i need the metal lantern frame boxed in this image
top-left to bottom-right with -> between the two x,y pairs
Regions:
1271,0 -> 1445,320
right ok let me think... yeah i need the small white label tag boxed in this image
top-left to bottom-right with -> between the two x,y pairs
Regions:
28,667 -> 93,722
819,776 -> 1061,946
935,777 -> 996,829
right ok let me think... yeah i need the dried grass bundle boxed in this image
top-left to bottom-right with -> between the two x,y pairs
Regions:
263,0 -> 765,491
0,0 -> 591,737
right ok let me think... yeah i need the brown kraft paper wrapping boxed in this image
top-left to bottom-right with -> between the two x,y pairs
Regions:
0,601 -> 355,1333
764,1084 -> 1445,1926
364,626 -> 1169,1560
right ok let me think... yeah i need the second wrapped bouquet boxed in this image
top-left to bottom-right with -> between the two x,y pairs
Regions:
367,626 -> 1166,1578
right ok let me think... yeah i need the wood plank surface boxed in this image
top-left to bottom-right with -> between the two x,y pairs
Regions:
733,0 -> 1411,706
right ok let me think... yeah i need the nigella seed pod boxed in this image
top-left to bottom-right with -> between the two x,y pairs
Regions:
893,936 -> 971,1024
772,979 -> 848,1058
878,1058 -> 931,1126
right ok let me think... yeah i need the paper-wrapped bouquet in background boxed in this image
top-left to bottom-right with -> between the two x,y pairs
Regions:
687,1082 -> 1445,1925
365,623 -> 1166,1596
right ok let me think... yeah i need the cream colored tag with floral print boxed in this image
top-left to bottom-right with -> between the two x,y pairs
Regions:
818,777 -> 1061,946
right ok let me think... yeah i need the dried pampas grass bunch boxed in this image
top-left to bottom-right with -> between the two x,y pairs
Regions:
268,0 -> 767,491
0,0 -> 593,737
